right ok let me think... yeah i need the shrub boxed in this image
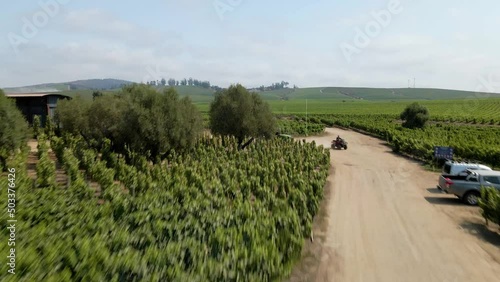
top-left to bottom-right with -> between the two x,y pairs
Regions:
36,150 -> 57,188
0,89 -> 29,170
33,115 -> 41,138
400,102 -> 429,129
479,187 -> 500,226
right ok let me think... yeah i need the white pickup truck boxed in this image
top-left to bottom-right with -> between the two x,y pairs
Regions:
437,161 -> 492,193
441,161 -> 491,176
438,170 -> 500,205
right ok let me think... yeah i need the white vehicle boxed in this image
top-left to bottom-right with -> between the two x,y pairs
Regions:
441,161 -> 492,176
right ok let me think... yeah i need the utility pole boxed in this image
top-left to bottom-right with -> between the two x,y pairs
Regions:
306,97 -> 308,136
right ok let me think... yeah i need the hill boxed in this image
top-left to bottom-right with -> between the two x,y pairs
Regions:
4,81 -> 499,106
3,78 -> 135,93
257,87 -> 499,101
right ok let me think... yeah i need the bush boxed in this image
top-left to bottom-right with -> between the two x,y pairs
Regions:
479,187 -> 500,226
33,115 -> 41,138
44,116 -> 55,137
62,148 -> 81,183
51,136 -> 66,164
400,102 -> 429,129
36,150 -> 57,188
0,89 -> 29,170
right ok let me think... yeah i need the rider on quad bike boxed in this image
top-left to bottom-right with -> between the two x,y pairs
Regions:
332,135 -> 348,150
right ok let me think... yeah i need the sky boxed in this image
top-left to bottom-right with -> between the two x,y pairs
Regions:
1,0 -> 500,91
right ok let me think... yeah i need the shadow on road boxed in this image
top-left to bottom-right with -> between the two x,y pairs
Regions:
460,221 -> 500,247
427,188 -> 445,194
424,196 -> 467,206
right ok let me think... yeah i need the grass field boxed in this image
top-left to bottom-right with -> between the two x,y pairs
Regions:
57,85 -> 500,124
259,87 -> 497,101
268,98 -> 500,121
47,85 -> 499,102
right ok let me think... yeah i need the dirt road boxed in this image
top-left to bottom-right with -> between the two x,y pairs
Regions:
288,128 -> 500,282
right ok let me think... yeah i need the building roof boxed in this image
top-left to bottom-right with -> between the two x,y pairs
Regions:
4,92 -> 71,99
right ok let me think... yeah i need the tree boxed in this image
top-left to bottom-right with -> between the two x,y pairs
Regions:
92,90 -> 103,100
209,84 -> 276,149
56,84 -> 203,162
86,94 -> 124,149
117,84 -> 203,160
0,89 -> 29,170
168,79 -> 176,86
161,78 -> 167,86
55,96 -> 91,137
400,102 -> 429,129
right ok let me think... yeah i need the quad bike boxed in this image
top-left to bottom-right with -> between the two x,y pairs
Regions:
331,138 -> 348,150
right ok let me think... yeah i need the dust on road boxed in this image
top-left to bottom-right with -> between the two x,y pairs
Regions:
288,128 -> 500,282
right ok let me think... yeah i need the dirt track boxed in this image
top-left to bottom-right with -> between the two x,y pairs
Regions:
288,128 -> 500,282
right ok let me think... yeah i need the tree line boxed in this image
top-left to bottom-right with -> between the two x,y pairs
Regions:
145,77 -> 223,90
253,81 -> 297,92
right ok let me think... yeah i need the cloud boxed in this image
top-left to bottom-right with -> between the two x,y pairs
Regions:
61,9 -> 181,47
2,3 -> 500,92
448,7 -> 462,17
1,31 -> 497,92
453,32 -> 469,41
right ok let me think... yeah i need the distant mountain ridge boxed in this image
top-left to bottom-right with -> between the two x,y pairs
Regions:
3,79 -> 499,102
3,79 -> 135,93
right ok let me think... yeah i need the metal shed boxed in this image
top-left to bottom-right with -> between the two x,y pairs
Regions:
5,93 -> 72,126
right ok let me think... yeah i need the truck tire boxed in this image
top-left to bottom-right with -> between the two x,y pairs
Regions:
463,191 -> 480,206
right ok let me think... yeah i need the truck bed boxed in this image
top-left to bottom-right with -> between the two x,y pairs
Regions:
437,174 -> 468,190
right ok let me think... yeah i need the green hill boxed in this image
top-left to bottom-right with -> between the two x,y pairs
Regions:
3,79 -> 134,93
5,81 -> 499,107
258,87 -> 499,101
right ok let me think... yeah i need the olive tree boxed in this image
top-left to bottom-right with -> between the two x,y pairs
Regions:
209,84 -> 276,149
56,84 -> 203,162
117,85 -> 203,159
55,95 -> 91,136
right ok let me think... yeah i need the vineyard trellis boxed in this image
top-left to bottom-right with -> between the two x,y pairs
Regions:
0,133 -> 330,281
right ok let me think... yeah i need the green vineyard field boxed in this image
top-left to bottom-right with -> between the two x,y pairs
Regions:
268,98 -> 500,124
0,134 -> 330,281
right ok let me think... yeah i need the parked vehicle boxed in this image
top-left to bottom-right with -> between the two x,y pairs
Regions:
437,161 -> 492,193
437,170 -> 500,205
441,161 -> 491,177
